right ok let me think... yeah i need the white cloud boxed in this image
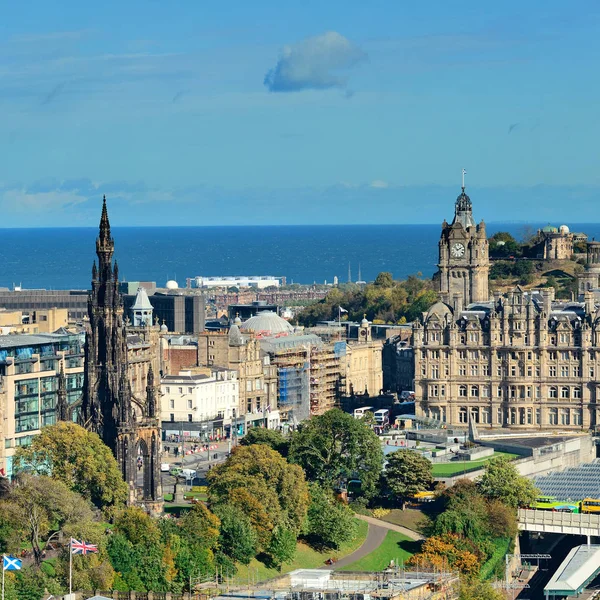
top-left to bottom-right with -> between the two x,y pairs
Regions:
264,31 -> 366,92
370,180 -> 389,189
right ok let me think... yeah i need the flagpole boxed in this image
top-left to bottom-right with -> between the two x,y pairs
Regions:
2,554 -> 5,600
69,539 -> 72,596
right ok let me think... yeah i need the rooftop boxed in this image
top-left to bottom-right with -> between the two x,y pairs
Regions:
545,545 -> 600,596
0,332 -> 77,349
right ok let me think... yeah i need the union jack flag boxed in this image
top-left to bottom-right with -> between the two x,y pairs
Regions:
70,538 -> 98,555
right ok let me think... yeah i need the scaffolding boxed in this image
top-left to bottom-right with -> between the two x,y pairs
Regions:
277,360 -> 310,424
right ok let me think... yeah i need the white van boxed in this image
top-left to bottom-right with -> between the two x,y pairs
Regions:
181,468 -> 197,481
353,406 -> 373,419
374,409 -> 390,425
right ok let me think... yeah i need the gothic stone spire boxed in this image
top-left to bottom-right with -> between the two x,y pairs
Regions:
56,362 -> 69,422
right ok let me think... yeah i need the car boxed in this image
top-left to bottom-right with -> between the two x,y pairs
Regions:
169,466 -> 182,477
160,463 -> 170,472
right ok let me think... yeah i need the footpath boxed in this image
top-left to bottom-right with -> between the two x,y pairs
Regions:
322,515 -> 424,570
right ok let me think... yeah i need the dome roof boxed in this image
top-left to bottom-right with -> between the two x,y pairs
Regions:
559,225 -> 570,234
542,225 -> 558,233
240,311 -> 294,335
160,322 -> 168,332
165,280 -> 179,290
361,315 -> 369,327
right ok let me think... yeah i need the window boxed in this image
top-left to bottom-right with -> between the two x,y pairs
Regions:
246,380 -> 252,392
170,413 -> 174,422
510,385 -> 517,398
165,387 -> 170,393
549,366 -> 557,377
459,408 -> 468,423
573,365 -> 581,377
431,366 -> 439,379
470,385 -> 479,397
431,350 -> 439,359
471,365 -> 478,376
469,332 -> 479,343
561,387 -> 570,399
560,409 -> 570,425
459,365 -> 466,376
429,385 -> 438,397
459,385 -> 467,397
536,366 -> 541,377
590,367 -> 596,379
169,399 -> 174,409
187,399 -> 193,409
535,408 -> 541,425
178,387 -> 183,394
481,408 -> 491,424
527,408 -> 533,425
482,364 -> 490,376
256,379 -> 262,390
560,333 -> 569,344
527,366 -> 532,377
497,385 -> 503,398
548,408 -> 558,425
573,387 -> 582,399
511,365 -> 517,377
468,350 -> 479,360
440,384 -> 446,396
482,386 -> 489,397
561,366 -> 569,378
573,410 -> 582,426
497,366 -> 503,377
458,350 -> 467,360
188,387 -> 193,394
247,399 -> 252,413
188,414 -> 193,422
549,387 -> 558,398
560,351 -> 570,361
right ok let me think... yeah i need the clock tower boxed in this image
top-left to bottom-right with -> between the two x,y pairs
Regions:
435,178 -> 489,306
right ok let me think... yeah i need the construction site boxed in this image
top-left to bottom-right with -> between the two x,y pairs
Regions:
212,568 -> 459,600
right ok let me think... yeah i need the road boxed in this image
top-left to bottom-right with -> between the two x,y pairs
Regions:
159,440 -> 232,493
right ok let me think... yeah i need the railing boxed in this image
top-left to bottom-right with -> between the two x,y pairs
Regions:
518,508 -> 600,532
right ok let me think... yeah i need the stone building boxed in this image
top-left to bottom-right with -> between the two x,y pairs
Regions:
413,184 -> 600,431
538,225 -> 574,260
578,241 -> 600,296
80,197 -> 162,511
197,317 -> 279,433
343,317 -> 383,397
435,184 -> 489,305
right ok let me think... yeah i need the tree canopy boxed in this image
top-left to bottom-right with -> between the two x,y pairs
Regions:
13,421 -> 128,508
306,484 -> 357,549
384,449 -> 433,507
289,408 -> 383,498
297,272 -> 437,325
477,457 -> 538,508
239,428 -> 289,457
207,444 -> 308,549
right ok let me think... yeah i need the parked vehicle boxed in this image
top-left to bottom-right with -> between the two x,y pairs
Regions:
353,406 -> 373,419
181,468 -> 197,481
160,463 -> 170,472
169,466 -> 182,477
373,409 -> 390,426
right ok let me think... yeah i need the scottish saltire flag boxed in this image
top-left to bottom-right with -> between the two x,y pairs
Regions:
70,539 -> 98,555
3,556 -> 22,571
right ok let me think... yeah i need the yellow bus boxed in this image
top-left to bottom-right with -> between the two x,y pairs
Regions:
580,498 -> 600,513
410,491 -> 435,503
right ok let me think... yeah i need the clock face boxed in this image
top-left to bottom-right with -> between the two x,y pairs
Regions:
451,242 -> 465,258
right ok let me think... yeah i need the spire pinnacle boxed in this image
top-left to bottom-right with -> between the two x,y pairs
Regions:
461,168 -> 467,192
99,195 -> 112,242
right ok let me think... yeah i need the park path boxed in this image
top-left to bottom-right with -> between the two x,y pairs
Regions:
355,515 -> 425,541
320,523 -> 388,570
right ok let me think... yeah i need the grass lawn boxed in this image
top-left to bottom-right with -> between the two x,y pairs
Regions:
339,531 -> 419,572
379,508 -> 431,534
235,519 -> 369,583
431,451 -> 520,477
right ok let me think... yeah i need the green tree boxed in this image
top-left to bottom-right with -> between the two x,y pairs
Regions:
14,421 -> 128,508
267,526 -> 296,570
459,580 -> 504,600
0,474 -> 99,565
214,504 -> 258,565
434,480 -> 488,541
208,445 -> 308,549
306,484 -> 358,549
240,429 -> 289,457
477,457 -> 538,509
374,272 -> 394,287
384,449 -> 433,508
289,408 -> 383,498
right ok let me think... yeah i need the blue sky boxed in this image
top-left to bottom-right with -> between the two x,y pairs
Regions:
2,1 -> 600,226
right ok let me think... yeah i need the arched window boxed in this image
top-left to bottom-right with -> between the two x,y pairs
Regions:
459,385 -> 467,397
561,386 -> 570,399
470,385 -> 479,397
573,387 -> 582,399
459,407 -> 468,423
549,387 -> 558,399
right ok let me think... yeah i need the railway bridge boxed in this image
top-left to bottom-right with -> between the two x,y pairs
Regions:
519,508 -> 600,541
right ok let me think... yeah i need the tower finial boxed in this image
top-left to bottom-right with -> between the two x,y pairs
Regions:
461,168 -> 467,191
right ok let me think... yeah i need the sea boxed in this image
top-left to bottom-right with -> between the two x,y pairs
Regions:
1,223 -> 599,290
